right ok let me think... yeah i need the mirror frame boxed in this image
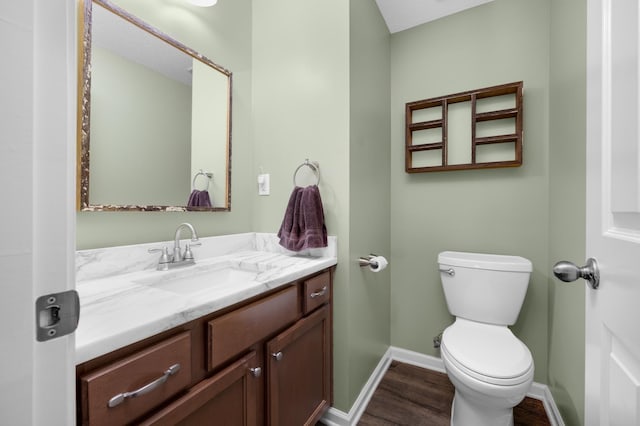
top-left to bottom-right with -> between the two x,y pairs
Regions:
77,0 -> 233,212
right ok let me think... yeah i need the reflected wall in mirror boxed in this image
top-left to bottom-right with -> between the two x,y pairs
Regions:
78,0 -> 232,211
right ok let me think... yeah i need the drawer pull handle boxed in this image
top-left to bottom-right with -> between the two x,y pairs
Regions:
249,367 -> 262,378
310,286 -> 328,299
107,363 -> 181,408
272,351 -> 284,361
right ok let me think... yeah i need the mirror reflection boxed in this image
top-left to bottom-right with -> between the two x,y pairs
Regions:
78,0 -> 232,211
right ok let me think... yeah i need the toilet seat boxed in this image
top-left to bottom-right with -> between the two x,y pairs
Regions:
441,318 -> 533,386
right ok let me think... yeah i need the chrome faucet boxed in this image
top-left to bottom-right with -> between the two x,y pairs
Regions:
173,222 -> 199,262
149,223 -> 200,270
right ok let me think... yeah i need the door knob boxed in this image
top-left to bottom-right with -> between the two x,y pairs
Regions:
271,351 -> 283,361
553,258 -> 599,289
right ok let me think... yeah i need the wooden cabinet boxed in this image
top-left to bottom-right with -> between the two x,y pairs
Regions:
140,351 -> 260,426
302,270 -> 331,315
267,305 -> 331,426
76,268 -> 333,425
78,332 -> 192,426
207,286 -> 300,371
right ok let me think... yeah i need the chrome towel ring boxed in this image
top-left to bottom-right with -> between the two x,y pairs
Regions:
293,159 -> 320,187
192,169 -> 213,191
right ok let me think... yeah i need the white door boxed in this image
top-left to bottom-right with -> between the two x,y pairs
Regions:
585,0 -> 640,424
0,1 -> 77,424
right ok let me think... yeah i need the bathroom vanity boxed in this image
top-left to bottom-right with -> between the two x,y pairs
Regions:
74,233 -> 336,425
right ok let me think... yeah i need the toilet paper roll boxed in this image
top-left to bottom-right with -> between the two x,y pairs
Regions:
369,256 -> 388,272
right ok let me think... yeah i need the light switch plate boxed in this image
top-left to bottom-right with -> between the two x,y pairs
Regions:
258,174 -> 270,195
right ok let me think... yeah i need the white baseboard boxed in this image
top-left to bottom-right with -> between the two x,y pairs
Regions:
321,346 -> 565,426
527,382 -> 565,426
320,347 -> 393,426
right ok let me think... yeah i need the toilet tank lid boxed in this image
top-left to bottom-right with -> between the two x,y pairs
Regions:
438,251 -> 532,272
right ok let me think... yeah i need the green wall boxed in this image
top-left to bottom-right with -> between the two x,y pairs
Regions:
390,0 -> 551,383
90,47 -> 191,206
388,1 -> 587,424
76,0 -> 253,249
251,0 -> 390,411
548,0 -> 586,424
347,0 -> 392,412
250,0 -> 350,408
76,0 -> 587,422
190,59 -> 230,208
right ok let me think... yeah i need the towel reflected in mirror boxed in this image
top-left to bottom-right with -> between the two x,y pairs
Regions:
187,190 -> 212,209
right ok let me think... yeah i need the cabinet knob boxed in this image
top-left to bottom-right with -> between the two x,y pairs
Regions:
249,367 -> 262,378
271,351 -> 284,361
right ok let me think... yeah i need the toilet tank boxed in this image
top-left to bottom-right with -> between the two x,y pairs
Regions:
438,251 -> 532,326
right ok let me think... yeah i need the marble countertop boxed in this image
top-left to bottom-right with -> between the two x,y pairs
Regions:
75,233 -> 337,365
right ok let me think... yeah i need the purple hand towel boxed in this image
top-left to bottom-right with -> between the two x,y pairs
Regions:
277,185 -> 328,251
187,189 -> 212,208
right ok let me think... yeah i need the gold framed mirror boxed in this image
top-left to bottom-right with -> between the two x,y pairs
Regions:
78,0 -> 232,211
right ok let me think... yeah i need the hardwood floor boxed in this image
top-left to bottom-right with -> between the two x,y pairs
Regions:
357,361 -> 551,426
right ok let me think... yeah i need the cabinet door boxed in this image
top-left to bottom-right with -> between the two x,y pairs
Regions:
140,351 -> 261,426
267,305 -> 331,426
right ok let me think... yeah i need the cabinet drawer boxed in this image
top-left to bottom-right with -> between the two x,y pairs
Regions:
208,286 -> 299,370
139,351 -> 259,425
79,332 -> 192,426
303,271 -> 331,315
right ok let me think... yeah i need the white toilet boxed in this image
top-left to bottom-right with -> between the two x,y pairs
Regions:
438,251 -> 534,426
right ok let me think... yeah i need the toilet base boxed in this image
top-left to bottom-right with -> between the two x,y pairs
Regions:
450,390 -> 514,426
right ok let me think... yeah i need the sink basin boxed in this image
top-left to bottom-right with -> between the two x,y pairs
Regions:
134,262 -> 260,296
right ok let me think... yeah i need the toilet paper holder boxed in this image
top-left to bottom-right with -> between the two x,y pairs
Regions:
359,254 -> 379,268
360,254 -> 388,268
359,254 -> 389,272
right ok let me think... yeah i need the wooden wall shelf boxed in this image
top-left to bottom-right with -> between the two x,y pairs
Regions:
405,81 -> 523,173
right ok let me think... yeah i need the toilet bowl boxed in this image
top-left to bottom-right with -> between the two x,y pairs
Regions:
441,318 -> 534,426
438,251 -> 534,426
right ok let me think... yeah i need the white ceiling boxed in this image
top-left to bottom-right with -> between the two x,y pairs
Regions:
93,4 -> 194,86
92,0 -> 495,80
375,0 -> 495,33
